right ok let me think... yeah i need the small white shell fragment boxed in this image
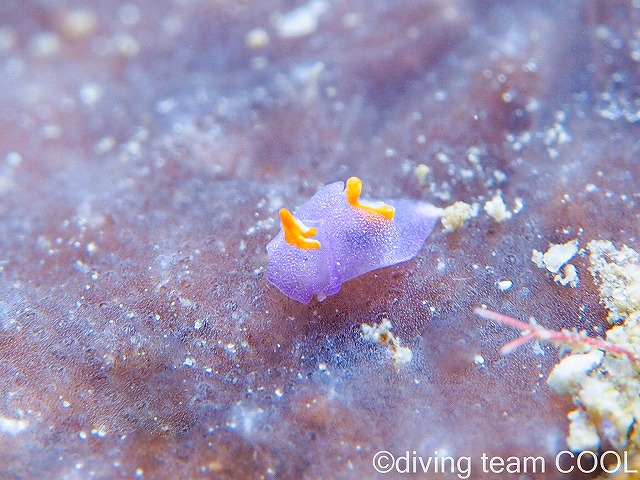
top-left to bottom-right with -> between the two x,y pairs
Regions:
554,263 -> 579,288
547,350 -> 604,395
533,239 -> 579,274
531,249 -> 544,268
512,197 -> 524,214
183,357 -> 195,367
61,9 -> 98,38
484,192 -> 512,222
497,279 -> 513,291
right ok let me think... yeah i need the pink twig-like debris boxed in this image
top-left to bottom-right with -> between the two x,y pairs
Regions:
474,307 -> 639,363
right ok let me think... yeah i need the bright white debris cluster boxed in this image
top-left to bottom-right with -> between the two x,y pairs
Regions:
246,28 -> 269,49
588,240 -> 640,323
536,240 -> 579,273
548,241 -> 640,452
361,318 -> 413,366
484,191 -> 524,223
273,0 -> 328,38
441,201 -> 479,232
547,350 -> 604,396
532,239 -> 580,287
543,115 -> 572,159
483,192 -> 512,222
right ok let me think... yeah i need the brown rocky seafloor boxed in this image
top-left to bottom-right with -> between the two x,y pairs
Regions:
1,1 -> 639,479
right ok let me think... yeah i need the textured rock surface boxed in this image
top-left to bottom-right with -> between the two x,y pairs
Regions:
1,1 -> 639,479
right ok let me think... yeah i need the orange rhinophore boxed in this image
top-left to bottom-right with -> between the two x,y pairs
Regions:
345,176 -> 395,219
279,208 -> 321,250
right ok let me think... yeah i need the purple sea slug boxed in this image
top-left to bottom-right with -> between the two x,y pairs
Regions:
266,177 -> 442,303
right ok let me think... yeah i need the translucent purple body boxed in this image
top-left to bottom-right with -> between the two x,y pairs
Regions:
266,181 -> 441,303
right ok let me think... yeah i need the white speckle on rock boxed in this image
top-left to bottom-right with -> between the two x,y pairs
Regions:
246,28 -> 270,49
414,163 -> 431,186
183,357 -> 195,367
112,32 -> 140,58
273,0 -> 329,38
0,26 -> 17,52
92,425 -> 108,437
80,83 -> 104,106
30,31 -> 61,57
531,249 -> 544,269
512,197 -> 524,214
61,9 -> 98,38
6,152 -> 22,167
0,416 -> 28,435
342,12 -> 362,28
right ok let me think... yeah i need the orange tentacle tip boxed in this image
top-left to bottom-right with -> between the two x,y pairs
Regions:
279,208 -> 321,250
345,177 -> 395,219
